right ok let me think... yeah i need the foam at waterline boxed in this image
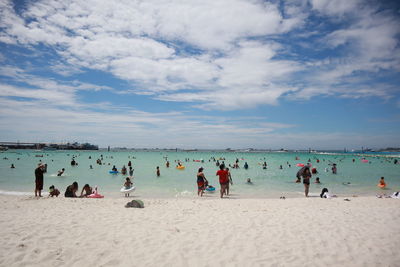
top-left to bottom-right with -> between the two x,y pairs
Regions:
0,189 -> 48,196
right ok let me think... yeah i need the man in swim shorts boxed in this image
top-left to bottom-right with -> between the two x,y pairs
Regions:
216,164 -> 229,198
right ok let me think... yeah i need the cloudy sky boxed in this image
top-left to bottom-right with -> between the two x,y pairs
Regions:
0,0 -> 399,149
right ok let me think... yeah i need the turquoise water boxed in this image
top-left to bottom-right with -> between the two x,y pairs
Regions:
0,150 -> 399,198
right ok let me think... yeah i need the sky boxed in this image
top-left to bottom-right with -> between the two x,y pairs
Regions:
0,0 -> 399,150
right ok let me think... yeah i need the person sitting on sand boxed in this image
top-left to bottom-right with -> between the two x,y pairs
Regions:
196,167 -> 208,197
315,177 -> 321,184
57,168 -> 65,176
378,177 -> 386,188
80,184 -> 93,197
320,188 -> 337,198
49,185 -> 60,197
124,177 -> 133,197
65,182 -> 78,198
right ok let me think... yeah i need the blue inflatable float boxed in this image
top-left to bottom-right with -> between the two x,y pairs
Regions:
109,170 -> 119,174
205,186 -> 215,192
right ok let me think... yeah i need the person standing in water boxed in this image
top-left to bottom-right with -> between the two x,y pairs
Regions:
216,164 -> 229,198
225,167 -> 233,195
297,165 -> 312,197
378,177 -> 386,188
196,167 -> 207,197
156,166 -> 160,177
34,163 -> 45,197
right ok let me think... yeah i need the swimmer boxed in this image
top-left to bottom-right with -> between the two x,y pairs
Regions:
244,162 -> 249,169
129,166 -> 134,177
246,178 -> 253,184
156,166 -> 160,177
10,164 -> 15,168
315,177 -> 320,184
121,165 -> 127,175
57,168 -> 65,176
378,177 -> 386,188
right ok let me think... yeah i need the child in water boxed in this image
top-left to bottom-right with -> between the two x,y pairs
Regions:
124,177 -> 133,197
378,177 -> 386,188
57,168 -> 65,176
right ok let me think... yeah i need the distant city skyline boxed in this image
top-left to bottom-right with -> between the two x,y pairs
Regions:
0,0 -> 399,149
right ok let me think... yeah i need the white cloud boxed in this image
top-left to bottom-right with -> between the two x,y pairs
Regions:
0,0 -> 399,115
310,0 -> 362,16
0,0 -> 307,110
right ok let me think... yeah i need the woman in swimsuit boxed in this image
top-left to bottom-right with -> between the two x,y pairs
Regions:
80,184 -> 92,197
65,182 -> 78,198
302,168 -> 311,197
196,167 -> 207,197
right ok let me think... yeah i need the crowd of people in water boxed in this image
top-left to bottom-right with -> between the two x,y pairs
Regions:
22,153 -> 399,198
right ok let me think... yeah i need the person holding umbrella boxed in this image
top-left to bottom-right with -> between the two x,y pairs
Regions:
297,164 -> 312,197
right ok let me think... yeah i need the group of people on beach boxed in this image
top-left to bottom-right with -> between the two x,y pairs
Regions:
32,153 -> 397,199
35,163 -> 97,198
196,164 -> 233,198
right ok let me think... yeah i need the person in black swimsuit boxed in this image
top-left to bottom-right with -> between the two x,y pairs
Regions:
297,165 -> 312,197
65,182 -> 78,198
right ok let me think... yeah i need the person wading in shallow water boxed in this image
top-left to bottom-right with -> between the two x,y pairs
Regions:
216,164 -> 229,198
297,164 -> 312,197
34,163 -> 45,197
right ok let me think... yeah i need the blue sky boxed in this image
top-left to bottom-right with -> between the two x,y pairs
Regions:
0,0 -> 399,149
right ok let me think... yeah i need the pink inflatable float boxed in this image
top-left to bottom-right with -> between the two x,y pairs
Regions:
87,187 -> 104,198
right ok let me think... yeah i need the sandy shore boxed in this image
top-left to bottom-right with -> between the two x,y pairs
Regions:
0,194 -> 399,267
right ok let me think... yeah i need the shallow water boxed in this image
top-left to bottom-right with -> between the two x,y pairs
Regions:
0,150 -> 399,198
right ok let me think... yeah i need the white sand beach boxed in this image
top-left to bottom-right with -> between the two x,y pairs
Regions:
0,195 -> 399,267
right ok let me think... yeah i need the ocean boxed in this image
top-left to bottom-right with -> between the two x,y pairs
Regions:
1,150 -> 399,198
